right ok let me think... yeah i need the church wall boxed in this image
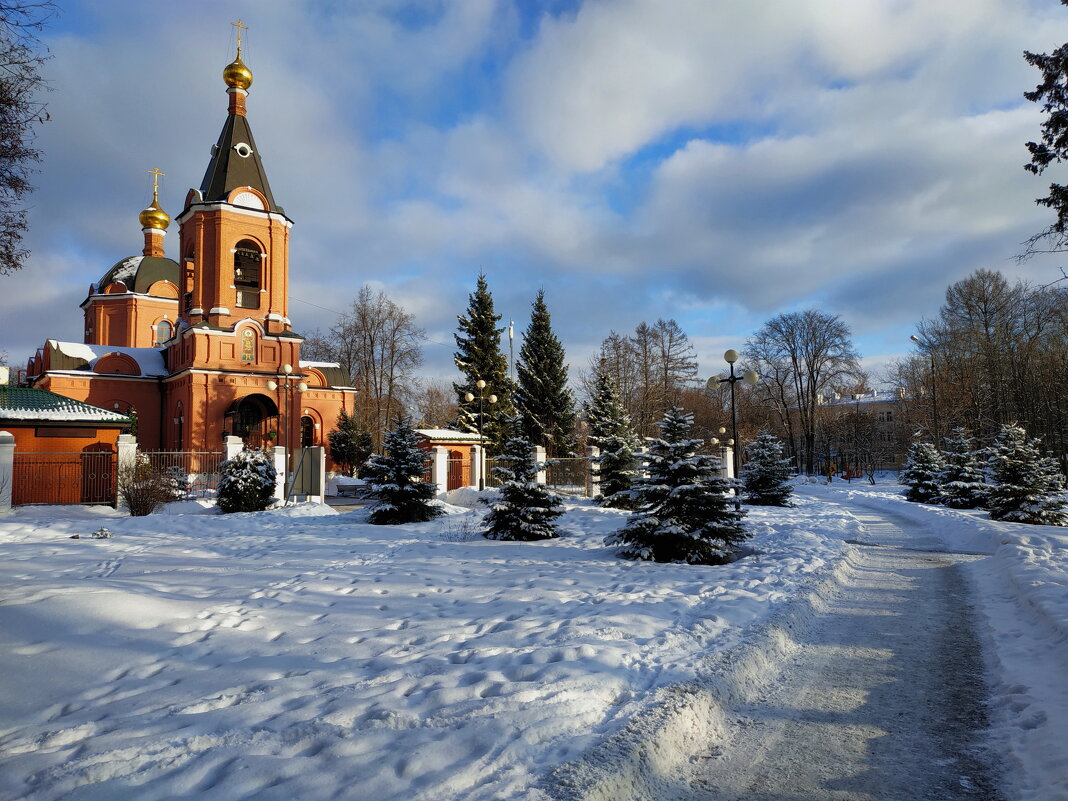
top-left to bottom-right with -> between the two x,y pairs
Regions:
34,373 -> 163,450
84,295 -> 179,348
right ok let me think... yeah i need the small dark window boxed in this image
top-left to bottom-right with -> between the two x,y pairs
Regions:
234,240 -> 261,309
300,416 -> 314,448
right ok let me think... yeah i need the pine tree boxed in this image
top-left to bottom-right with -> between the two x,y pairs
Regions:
937,428 -> 987,509
606,407 -> 748,564
364,416 -> 443,525
741,433 -> 795,506
218,449 -> 277,513
514,290 -> 576,457
328,409 -> 374,477
586,364 -> 641,508
900,441 -> 944,503
483,430 -> 564,541
453,274 -> 516,453
986,424 -> 1067,526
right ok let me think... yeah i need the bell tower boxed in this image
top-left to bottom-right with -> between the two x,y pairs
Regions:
176,19 -> 293,337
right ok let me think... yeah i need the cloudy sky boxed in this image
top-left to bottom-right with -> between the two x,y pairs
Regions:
3,0 -> 1068,387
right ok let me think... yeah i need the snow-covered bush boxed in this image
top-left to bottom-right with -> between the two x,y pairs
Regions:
217,448 -> 277,513
986,424 -> 1067,526
937,428 -> 987,509
899,441 -> 944,503
607,407 -> 748,564
364,416 -> 442,525
742,433 -> 795,506
483,433 -> 563,541
118,454 -> 183,517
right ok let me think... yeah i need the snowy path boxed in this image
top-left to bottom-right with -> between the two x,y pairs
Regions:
675,504 -> 1003,801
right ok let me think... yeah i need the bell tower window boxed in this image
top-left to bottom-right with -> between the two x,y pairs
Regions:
234,240 -> 262,309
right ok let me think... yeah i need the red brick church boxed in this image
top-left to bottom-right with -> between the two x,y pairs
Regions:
24,34 -> 356,458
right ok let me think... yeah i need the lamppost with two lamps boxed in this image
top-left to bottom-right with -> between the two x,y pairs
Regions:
266,363 -> 307,480
708,349 -> 759,480
464,379 -> 497,490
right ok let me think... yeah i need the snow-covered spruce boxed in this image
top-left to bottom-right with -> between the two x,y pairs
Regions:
899,441 -> 944,503
328,408 -> 374,477
483,432 -> 564,541
985,423 -> 1067,526
364,416 -> 443,525
606,407 -> 748,564
217,448 -> 277,513
585,365 -> 641,509
742,433 -> 795,506
937,427 -> 987,509
514,290 -> 576,458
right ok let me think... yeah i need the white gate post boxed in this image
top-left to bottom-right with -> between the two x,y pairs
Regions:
470,444 -> 482,490
272,445 -> 287,502
223,435 -> 244,461
116,433 -> 138,474
720,445 -> 734,480
585,445 -> 600,498
430,446 -> 449,498
0,431 -> 14,515
533,445 -> 547,485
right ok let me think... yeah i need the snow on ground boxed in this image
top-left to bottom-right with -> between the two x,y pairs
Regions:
801,481 -> 1068,801
0,493 -> 854,801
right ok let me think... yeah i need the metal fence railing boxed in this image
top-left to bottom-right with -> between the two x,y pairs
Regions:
143,451 -> 225,498
545,457 -> 590,497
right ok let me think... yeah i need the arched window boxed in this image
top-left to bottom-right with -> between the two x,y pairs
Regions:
300,416 -> 314,447
155,319 -> 173,346
174,402 -> 184,449
234,240 -> 262,309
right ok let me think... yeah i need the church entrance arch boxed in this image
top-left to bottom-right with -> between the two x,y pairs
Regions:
224,393 -> 279,449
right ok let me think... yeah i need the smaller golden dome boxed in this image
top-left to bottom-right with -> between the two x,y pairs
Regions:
223,53 -> 253,90
139,196 -> 170,231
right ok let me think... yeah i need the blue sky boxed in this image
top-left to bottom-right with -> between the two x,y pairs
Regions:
4,0 -> 1068,388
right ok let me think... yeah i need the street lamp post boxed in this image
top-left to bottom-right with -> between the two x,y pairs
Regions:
267,363 -> 308,482
910,335 -> 940,449
465,379 -> 498,490
708,349 -> 759,480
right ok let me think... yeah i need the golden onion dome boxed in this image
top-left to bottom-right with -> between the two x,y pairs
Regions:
139,195 -> 170,231
223,53 -> 253,90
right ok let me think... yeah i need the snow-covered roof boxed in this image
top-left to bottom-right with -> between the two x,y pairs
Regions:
416,428 -> 483,443
299,360 -> 341,369
818,390 -> 902,407
48,340 -> 168,377
0,386 -> 132,423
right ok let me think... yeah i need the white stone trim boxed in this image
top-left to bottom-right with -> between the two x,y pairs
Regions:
189,307 -> 204,315
209,307 -> 231,315
175,203 -> 292,227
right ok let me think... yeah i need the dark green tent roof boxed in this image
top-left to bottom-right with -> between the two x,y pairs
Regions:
198,111 -> 282,214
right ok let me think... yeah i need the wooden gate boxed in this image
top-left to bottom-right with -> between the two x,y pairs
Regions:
13,448 -> 117,505
447,450 -> 467,490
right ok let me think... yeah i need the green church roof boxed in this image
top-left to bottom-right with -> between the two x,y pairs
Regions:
0,387 -> 132,424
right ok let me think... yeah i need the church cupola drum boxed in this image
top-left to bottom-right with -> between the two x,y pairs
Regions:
177,20 -> 292,336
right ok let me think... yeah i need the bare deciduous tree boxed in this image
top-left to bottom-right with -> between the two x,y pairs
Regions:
745,310 -> 862,474
307,285 -> 425,448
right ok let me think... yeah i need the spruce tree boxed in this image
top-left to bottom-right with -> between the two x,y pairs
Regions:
586,365 -> 641,508
900,441 -> 944,503
483,430 -> 564,541
453,274 -> 515,453
514,290 -> 577,457
742,433 -> 795,506
328,409 -> 374,477
217,449 -> 277,513
986,424 -> 1067,526
606,407 -> 748,564
937,427 -> 987,509
364,416 -> 443,525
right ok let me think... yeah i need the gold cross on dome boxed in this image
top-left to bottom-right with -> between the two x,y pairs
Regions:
231,18 -> 248,52
147,167 -> 165,197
